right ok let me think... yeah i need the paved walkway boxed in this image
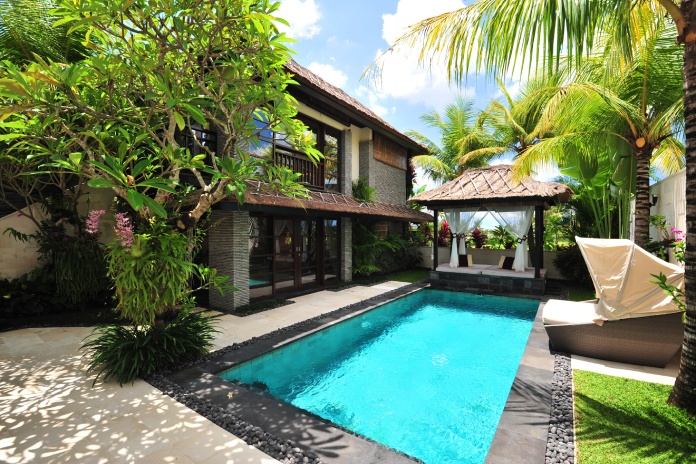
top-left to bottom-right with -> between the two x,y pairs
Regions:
0,282 -> 409,464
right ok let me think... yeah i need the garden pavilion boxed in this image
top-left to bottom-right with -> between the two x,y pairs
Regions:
409,165 -> 573,294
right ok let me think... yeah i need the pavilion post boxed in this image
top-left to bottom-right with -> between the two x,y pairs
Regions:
534,204 -> 543,278
432,209 -> 439,271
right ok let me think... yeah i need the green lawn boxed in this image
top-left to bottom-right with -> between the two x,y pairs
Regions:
574,370 -> 696,463
568,286 -> 596,302
385,268 -> 430,283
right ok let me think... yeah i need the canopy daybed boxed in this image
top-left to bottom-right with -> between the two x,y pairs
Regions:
543,237 -> 685,367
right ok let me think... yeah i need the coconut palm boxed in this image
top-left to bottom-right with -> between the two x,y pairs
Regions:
375,0 -> 696,412
0,0 -> 90,65
406,96 -> 496,183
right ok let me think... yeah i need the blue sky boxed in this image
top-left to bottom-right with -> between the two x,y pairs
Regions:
275,0 -> 534,188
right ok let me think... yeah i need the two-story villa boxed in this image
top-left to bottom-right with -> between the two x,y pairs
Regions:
206,60 -> 432,311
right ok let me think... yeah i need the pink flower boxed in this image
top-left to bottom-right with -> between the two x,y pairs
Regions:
86,210 -> 106,235
114,213 -> 134,248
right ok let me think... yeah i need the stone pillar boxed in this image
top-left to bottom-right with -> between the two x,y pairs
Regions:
208,209 -> 250,311
340,129 -> 352,196
358,140 -> 373,185
340,217 -> 352,282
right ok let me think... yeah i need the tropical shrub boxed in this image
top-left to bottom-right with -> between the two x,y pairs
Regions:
352,177 -> 379,204
353,223 -> 421,276
553,245 -> 593,287
487,225 -> 514,249
470,228 -> 487,248
81,307 -> 218,386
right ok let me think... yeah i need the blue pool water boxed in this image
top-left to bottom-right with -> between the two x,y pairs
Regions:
219,289 -> 539,464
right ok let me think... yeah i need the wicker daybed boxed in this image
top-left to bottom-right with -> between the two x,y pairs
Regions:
543,300 -> 683,367
542,238 -> 685,368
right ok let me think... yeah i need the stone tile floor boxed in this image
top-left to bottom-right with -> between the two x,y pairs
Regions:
571,351 -> 680,385
0,282 -> 408,464
1,280 -> 680,464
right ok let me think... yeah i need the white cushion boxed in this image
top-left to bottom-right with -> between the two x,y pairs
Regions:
542,299 -> 599,325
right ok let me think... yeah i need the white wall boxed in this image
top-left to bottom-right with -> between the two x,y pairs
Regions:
649,169 -> 685,265
0,188 -> 116,280
0,205 -> 45,280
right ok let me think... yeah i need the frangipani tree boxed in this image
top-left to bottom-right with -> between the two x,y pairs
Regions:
0,0 -> 322,383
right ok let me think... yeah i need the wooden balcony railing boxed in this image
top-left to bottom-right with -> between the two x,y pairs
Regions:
275,148 -> 325,190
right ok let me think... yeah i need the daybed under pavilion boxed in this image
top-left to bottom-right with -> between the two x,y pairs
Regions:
409,165 -> 572,295
543,237 -> 685,367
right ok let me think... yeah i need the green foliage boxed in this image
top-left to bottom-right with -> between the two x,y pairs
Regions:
0,269 -> 70,318
352,177 -> 378,204
81,308 -> 218,386
469,228 -> 487,248
0,0 -> 319,227
107,218 -> 228,327
651,272 -> 686,319
487,225 -> 514,249
352,222 -> 420,276
4,217 -> 109,307
553,245 -> 593,287
574,370 -> 696,463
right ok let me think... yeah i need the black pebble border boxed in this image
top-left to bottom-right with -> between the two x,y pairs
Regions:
147,374 -> 326,464
144,282 -> 428,463
546,352 -> 575,464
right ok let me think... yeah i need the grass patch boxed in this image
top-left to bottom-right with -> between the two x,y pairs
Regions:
383,268 -> 430,283
574,370 -> 696,463
568,285 -> 596,302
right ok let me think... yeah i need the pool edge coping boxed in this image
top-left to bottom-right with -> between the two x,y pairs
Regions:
161,285 -> 554,464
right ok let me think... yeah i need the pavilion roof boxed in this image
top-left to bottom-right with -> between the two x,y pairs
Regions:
409,165 -> 573,209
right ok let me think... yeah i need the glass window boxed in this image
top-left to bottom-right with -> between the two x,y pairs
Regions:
324,219 -> 339,280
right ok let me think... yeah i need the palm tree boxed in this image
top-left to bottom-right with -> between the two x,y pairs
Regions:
406,96 -> 496,183
0,0 -> 89,64
374,0 -> 696,413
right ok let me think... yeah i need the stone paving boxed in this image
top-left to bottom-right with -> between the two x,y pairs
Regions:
0,282 -> 409,464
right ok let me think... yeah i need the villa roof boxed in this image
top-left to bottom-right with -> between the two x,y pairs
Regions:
285,60 -> 427,154
409,165 -> 573,208
222,181 -> 433,223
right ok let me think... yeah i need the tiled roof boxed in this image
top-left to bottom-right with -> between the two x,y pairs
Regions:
225,181 -> 433,223
409,165 -> 573,206
285,60 -> 426,153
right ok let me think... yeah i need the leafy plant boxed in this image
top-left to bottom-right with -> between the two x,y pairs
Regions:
651,272 -> 686,321
553,245 -> 593,287
470,228 -> 487,248
81,307 -> 218,386
106,217 -> 228,327
352,177 -> 378,204
487,225 -> 514,249
352,223 -> 420,276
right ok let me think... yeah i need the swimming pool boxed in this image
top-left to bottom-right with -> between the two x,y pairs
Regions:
219,289 -> 539,464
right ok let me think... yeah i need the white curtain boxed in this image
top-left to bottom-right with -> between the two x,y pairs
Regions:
490,206 -> 534,272
444,209 -> 487,267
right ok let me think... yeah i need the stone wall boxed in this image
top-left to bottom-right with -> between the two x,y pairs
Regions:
358,140 -> 407,205
340,217 -> 352,281
339,129 -> 352,196
208,209 -> 250,310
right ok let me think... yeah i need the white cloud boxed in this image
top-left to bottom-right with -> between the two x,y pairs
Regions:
307,62 -> 348,88
277,0 -> 321,39
368,1 -> 474,112
382,0 -> 464,45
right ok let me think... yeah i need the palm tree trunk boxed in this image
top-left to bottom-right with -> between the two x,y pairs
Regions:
669,2 -> 696,413
633,149 -> 651,247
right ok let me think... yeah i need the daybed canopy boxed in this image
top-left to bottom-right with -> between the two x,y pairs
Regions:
577,237 -> 684,321
409,165 -> 573,276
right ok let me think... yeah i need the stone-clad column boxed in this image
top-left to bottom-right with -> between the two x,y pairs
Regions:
208,209 -> 250,310
340,217 -> 352,282
340,129 -> 352,196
